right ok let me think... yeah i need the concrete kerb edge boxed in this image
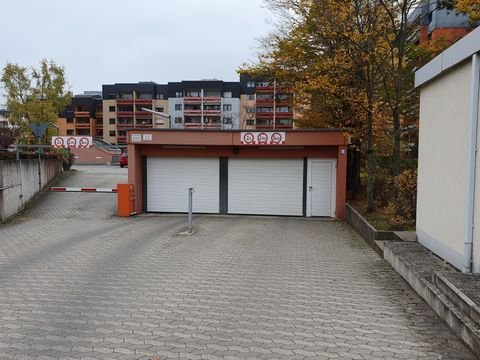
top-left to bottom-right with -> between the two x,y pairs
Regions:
345,203 -> 395,256
384,242 -> 480,357
434,272 -> 480,327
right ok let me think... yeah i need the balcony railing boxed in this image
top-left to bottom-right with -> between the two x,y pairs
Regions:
117,123 -> 134,128
74,111 -> 90,118
184,123 -> 222,129
184,97 -> 202,104
184,110 -> 202,116
75,123 -> 91,129
117,136 -> 127,143
256,111 -> 293,119
203,96 -> 221,104
117,98 -> 134,105
255,124 -> 293,130
135,98 -> 152,105
135,124 -> 153,128
203,110 -> 221,116
135,111 -> 153,118
117,111 -> 134,117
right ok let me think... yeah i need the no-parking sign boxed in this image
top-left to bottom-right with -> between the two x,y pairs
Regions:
240,132 -> 286,145
51,136 -> 93,149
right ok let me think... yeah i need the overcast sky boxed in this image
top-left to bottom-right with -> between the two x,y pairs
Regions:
0,0 -> 274,96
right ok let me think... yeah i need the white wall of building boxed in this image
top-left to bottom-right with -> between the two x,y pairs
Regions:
168,98 -> 184,129
221,98 -> 240,129
417,59 -> 473,271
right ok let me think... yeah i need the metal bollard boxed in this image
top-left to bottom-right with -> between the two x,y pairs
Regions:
188,187 -> 193,234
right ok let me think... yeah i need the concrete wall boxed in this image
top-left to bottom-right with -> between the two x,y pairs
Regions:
0,159 -> 62,222
71,147 -> 121,165
417,59 -> 473,271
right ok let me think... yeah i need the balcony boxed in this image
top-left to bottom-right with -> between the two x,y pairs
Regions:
117,111 -> 134,117
256,98 -> 274,105
184,109 -> 202,116
75,122 -> 91,129
117,136 -> 127,143
256,111 -> 293,119
135,111 -> 153,118
74,111 -> 90,118
95,112 -> 103,118
135,123 -> 153,128
135,98 -> 152,105
117,98 -> 134,105
117,123 -> 134,128
184,97 -> 202,104
203,96 -> 221,104
203,110 -> 221,116
255,124 -> 293,130
184,123 -> 221,129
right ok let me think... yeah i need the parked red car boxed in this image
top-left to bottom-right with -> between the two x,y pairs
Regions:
120,152 -> 128,168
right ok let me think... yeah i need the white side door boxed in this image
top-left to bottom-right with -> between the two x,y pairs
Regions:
307,159 -> 336,217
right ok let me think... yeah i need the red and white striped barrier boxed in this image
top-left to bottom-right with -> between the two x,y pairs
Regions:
50,187 -> 118,193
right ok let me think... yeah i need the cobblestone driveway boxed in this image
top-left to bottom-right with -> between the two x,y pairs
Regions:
0,166 -> 475,359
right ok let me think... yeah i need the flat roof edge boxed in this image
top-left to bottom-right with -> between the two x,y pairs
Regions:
415,26 -> 480,88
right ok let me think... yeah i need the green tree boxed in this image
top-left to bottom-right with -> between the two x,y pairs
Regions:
1,59 -> 71,143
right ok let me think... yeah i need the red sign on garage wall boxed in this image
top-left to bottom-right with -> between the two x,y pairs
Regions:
51,136 -> 93,149
240,132 -> 286,145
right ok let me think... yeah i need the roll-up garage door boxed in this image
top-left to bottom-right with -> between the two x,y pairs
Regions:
146,157 -> 219,213
228,158 -> 304,216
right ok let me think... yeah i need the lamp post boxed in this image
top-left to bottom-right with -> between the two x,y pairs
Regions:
141,108 -> 172,128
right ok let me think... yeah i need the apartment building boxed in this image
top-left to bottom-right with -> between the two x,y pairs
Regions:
102,82 -> 169,145
58,75 -> 296,144
168,80 -> 240,129
412,0 -> 479,45
240,74 -> 294,130
58,93 -> 103,138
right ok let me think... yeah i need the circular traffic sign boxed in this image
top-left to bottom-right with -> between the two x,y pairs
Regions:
271,132 -> 283,144
78,137 -> 90,148
53,137 -> 64,148
243,132 -> 255,144
66,137 -> 77,148
257,132 -> 268,144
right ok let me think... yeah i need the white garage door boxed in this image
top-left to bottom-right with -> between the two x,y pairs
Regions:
228,158 -> 304,216
147,157 -> 219,213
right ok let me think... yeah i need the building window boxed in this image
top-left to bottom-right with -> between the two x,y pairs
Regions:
187,90 -> 200,97
247,94 -> 255,101
175,117 -> 183,124
66,130 -> 74,135
109,130 -> 116,136
246,119 -> 255,126
276,107 -> 290,113
246,107 -> 255,113
109,106 -> 116,112
176,91 -> 183,98
223,117 -> 232,125
247,81 -> 255,88
155,107 -> 164,113
224,92 -> 232,98
175,104 -> 182,111
109,118 -> 116,125
66,118 -> 74,123
223,104 -> 232,111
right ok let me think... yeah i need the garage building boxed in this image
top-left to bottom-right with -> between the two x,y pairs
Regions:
127,130 -> 347,219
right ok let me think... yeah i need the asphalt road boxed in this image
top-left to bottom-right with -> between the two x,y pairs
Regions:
0,165 -> 474,359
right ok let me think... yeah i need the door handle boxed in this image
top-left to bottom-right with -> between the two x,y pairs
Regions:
309,186 -> 313,191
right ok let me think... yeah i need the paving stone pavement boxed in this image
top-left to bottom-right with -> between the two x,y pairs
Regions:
0,165 -> 476,360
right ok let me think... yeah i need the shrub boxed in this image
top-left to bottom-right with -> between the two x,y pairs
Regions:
388,168 -> 417,226
54,148 -> 75,170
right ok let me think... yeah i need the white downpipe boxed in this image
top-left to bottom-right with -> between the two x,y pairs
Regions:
464,53 -> 480,273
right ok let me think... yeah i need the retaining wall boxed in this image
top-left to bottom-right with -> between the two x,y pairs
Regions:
0,159 -> 62,222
